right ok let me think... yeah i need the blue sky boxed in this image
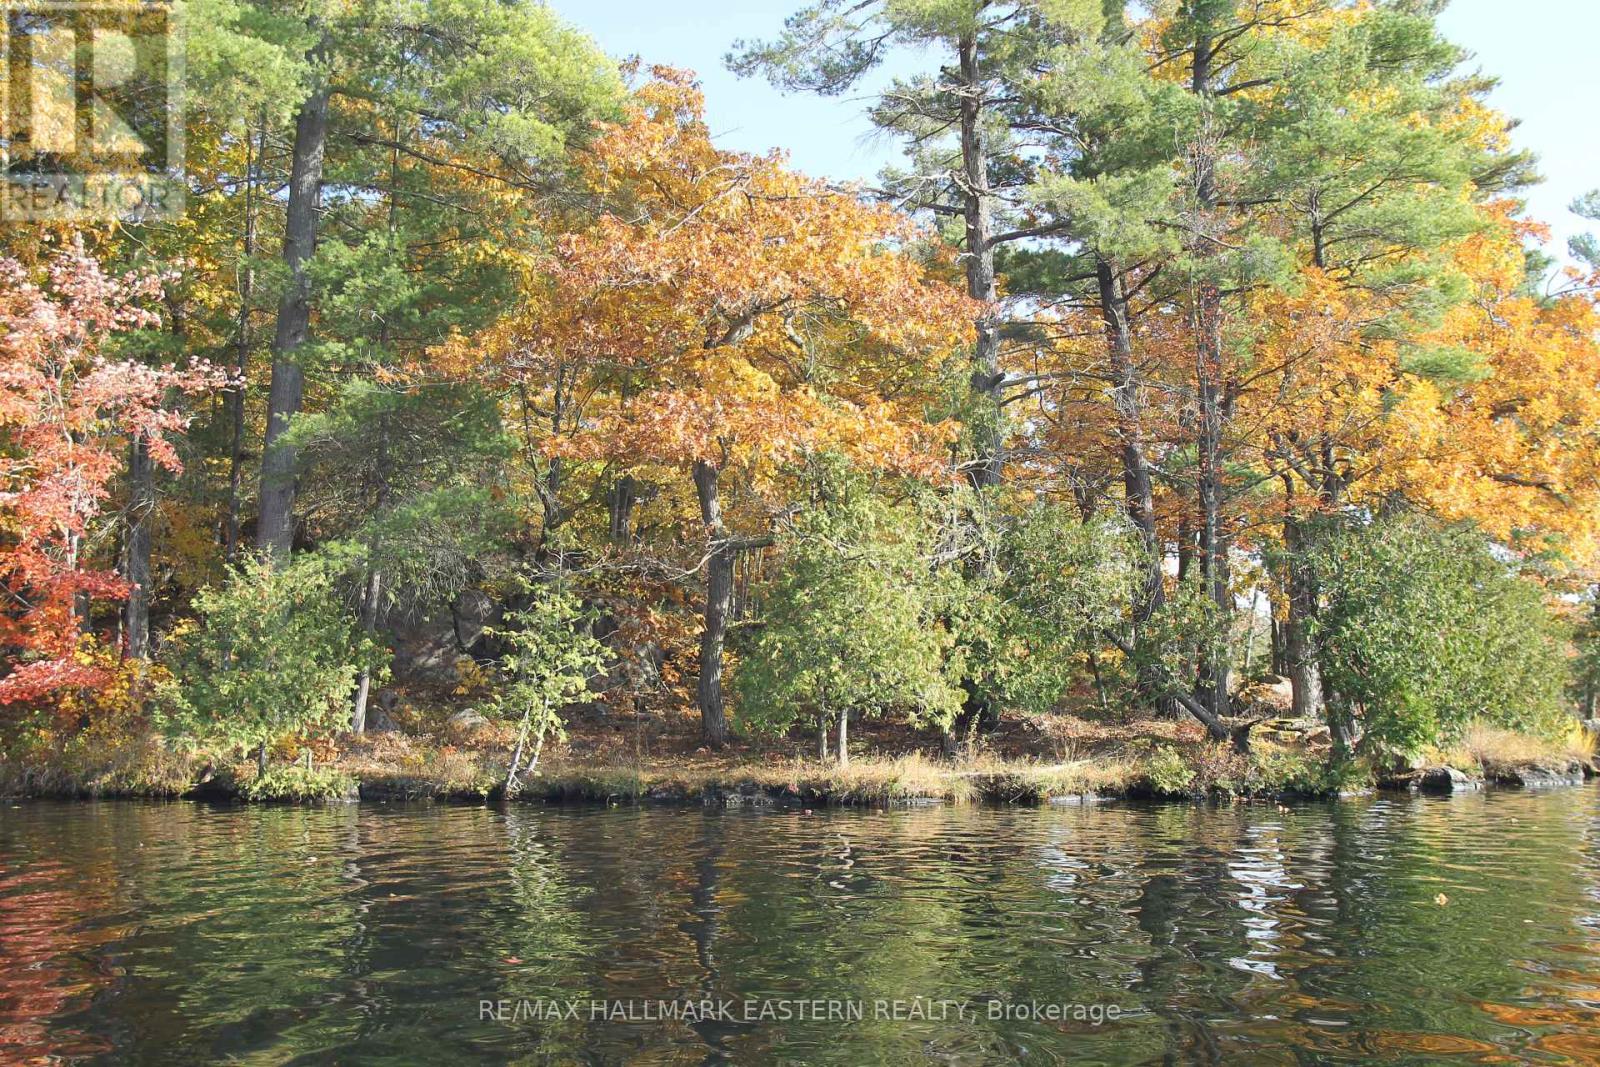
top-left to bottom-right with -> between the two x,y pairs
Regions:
548,0 -> 1599,267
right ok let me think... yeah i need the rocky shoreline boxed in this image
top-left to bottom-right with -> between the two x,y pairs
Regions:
7,752 -> 1594,808
1374,758 -> 1592,794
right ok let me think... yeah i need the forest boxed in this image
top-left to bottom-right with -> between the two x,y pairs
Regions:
3,0 -> 1600,804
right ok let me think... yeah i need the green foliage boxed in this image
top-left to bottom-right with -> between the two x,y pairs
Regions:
1129,571 -> 1225,705
1310,516 -> 1571,755
483,581 -> 607,739
1145,746 -> 1195,796
243,763 -> 356,802
976,504 -> 1146,714
735,464 -> 963,736
1568,190 -> 1600,271
1573,594 -> 1600,717
288,378 -> 515,609
157,553 -> 379,759
1242,745 -> 1357,798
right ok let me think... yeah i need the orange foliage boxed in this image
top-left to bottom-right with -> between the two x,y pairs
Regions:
444,69 -> 974,513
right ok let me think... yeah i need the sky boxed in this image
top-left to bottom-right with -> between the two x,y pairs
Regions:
548,0 -> 1600,268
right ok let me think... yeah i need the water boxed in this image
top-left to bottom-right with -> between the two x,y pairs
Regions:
2,791 -> 1598,1065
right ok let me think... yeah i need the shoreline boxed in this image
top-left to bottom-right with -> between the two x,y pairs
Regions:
4,748 -> 1592,808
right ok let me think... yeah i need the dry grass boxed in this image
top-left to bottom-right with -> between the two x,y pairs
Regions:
521,749 -> 1142,806
0,734 -> 197,798
1563,721 -> 1598,763
339,732 -> 499,797
5,709 -> 1584,805
1437,723 -> 1573,777
954,752 -> 1141,803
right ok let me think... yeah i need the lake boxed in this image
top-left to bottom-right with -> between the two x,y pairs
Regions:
2,790 -> 1598,1064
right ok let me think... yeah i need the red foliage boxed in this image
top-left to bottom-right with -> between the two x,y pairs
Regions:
0,242 -> 216,702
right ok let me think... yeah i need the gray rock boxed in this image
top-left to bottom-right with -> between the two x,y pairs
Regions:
720,791 -> 774,809
365,690 -> 401,733
445,710 -> 492,738
1497,762 -> 1584,789
1048,793 -> 1110,806
1417,766 -> 1481,793
389,590 -> 502,684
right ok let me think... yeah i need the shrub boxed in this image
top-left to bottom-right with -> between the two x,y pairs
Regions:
735,468 -> 962,750
243,763 -> 357,802
484,580 -> 606,795
1242,743 -> 1357,796
1146,745 -> 1195,795
990,504 -> 1147,714
905,498 -> 1148,737
1311,516 -> 1570,756
156,553 -> 380,765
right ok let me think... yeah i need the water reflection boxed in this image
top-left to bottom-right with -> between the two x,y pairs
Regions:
0,791 -> 1598,1064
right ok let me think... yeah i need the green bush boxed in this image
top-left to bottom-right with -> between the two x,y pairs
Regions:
1146,746 -> 1195,795
989,504 -> 1147,714
912,498 -> 1150,729
486,580 -> 607,794
1310,516 -> 1570,755
734,465 -> 962,741
243,763 -> 357,802
1242,744 -> 1366,797
157,553 -> 380,763
1572,594 -> 1600,718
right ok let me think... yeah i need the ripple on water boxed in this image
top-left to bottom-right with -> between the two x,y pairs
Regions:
0,790 -> 1597,1064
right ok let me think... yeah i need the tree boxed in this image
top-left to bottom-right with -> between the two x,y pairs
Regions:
732,1 -> 1084,491
1002,0 -> 1189,718
285,377 -> 513,731
156,552 -> 378,772
1310,516 -> 1570,757
486,581 -> 606,796
1007,0 -> 1558,741
1563,189 -> 1600,282
252,0 -> 620,558
0,245 -> 214,704
1247,201 -> 1600,748
471,71 -> 972,747
735,462 -> 961,765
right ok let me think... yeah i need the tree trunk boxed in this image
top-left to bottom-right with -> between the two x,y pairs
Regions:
1269,609 -> 1285,677
1282,516 -> 1324,723
818,714 -> 829,762
693,459 -> 731,748
1097,255 -> 1177,717
1242,587 -> 1260,679
956,32 -> 1003,490
1328,697 -> 1357,761
124,435 -> 154,660
1105,630 -> 1230,743
256,36 -> 329,559
1189,27 -> 1231,719
350,566 -> 382,734
1194,287 -> 1230,716
224,118 -> 264,563
837,706 -> 849,768
351,127 -> 402,733
1087,650 -> 1112,715
608,475 -> 638,543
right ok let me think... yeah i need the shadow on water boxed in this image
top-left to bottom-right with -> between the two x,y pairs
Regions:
1,790 -> 1598,1065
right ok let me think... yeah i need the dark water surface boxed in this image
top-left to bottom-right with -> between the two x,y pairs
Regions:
2,790 -> 1599,1065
